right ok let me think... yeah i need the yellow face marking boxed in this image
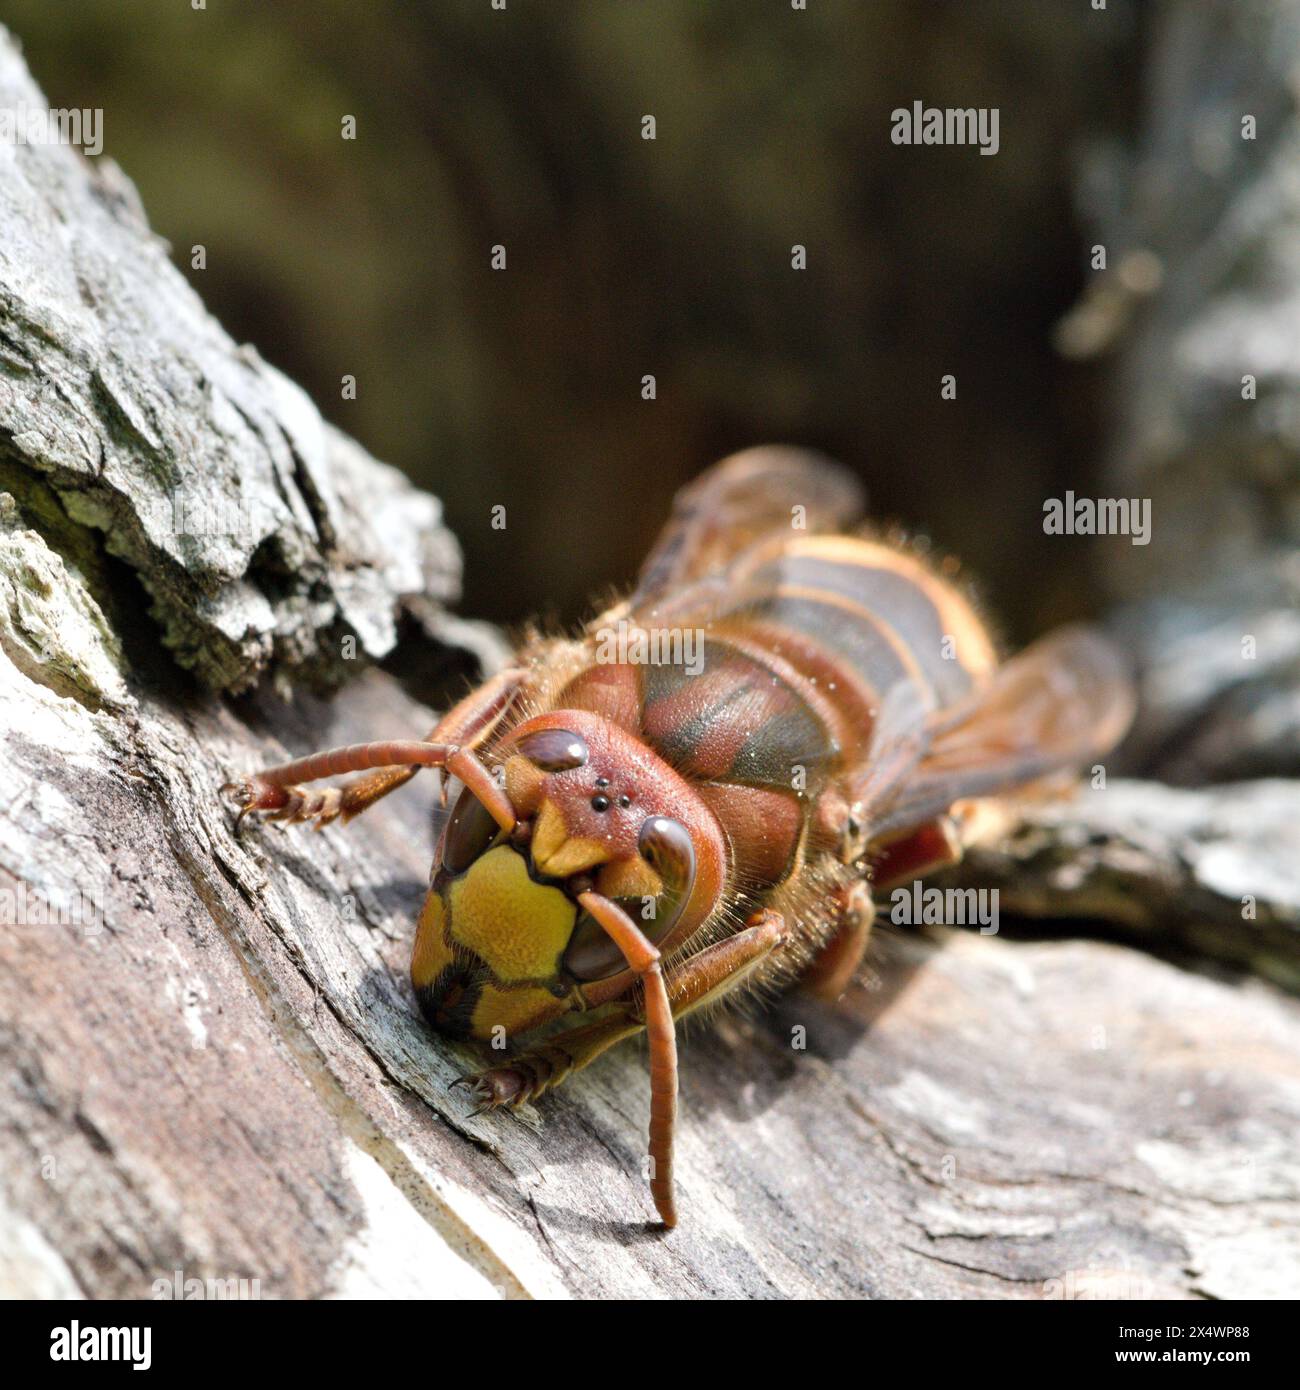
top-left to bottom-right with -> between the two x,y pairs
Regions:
470,983 -> 569,1039
446,845 -> 576,984
411,891 -> 452,990
530,799 -> 614,877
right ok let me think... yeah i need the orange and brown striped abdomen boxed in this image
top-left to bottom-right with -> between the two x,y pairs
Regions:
651,534 -> 996,770
726,533 -> 998,725
563,533 -> 997,894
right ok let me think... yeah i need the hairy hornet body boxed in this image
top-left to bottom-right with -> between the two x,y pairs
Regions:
224,448 -> 1135,1229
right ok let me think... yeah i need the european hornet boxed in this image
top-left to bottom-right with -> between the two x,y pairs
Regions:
224,448 -> 1134,1228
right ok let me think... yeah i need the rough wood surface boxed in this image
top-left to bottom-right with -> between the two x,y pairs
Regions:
958,779 -> 1300,990
0,31 -> 461,693
5,664 -> 1299,1300
1,22 -> 1298,1301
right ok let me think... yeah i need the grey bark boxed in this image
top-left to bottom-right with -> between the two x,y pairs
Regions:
0,33 -> 462,694
957,778 -> 1300,990
1,22 -> 1299,1300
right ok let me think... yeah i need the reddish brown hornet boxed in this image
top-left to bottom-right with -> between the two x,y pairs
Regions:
224,448 -> 1134,1229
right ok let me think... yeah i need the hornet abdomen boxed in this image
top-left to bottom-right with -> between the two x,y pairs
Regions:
561,531 -> 998,904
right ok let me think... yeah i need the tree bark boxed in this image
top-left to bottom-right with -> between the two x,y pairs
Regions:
1,22 -> 1298,1300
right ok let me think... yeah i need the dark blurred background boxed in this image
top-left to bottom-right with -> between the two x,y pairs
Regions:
7,0 -> 1139,640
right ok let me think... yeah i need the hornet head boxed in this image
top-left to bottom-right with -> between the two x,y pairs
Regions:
411,709 -> 726,1040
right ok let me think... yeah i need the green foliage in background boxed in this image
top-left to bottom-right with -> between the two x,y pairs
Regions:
8,0 -> 1135,634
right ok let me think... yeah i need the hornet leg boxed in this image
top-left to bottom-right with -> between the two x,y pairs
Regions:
459,910 -> 789,1229
802,880 -> 873,1001
221,667 -> 525,831
803,816 -> 965,1000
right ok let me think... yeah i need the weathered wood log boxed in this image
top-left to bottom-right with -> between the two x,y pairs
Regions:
0,31 -> 461,695
1,23 -> 1298,1300
5,660 -> 1299,1300
956,778 -> 1300,990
